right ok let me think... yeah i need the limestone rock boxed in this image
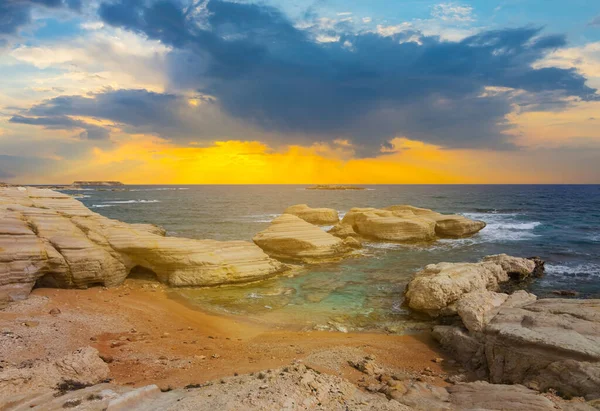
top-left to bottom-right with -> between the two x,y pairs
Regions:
432,326 -> 487,375
343,208 -> 436,242
482,254 -> 536,280
447,381 -> 561,411
283,204 -> 339,225
339,205 -> 485,243
456,290 -> 508,332
328,223 -> 359,239
0,187 -> 287,307
252,214 -> 354,263
502,290 -> 537,308
0,347 -> 109,398
404,255 -> 539,316
343,236 -> 362,249
404,261 -> 508,316
484,298 -> 600,398
385,205 -> 486,238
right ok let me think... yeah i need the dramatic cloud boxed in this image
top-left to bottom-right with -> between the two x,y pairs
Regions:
0,0 -> 80,46
6,0 -> 598,157
93,0 -> 597,153
9,114 -> 110,140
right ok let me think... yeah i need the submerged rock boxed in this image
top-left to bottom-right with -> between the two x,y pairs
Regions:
252,214 -> 356,263
0,187 -> 287,307
283,204 -> 339,225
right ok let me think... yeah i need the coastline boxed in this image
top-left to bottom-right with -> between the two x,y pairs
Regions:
0,278 -> 452,391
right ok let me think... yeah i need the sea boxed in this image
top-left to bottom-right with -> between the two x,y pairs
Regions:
59,184 -> 600,333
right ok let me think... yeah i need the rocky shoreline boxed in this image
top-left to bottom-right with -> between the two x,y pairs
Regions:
1,187 -> 599,410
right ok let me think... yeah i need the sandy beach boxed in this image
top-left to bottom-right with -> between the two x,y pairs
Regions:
0,277 -> 453,392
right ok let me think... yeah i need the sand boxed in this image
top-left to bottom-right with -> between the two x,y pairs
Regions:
0,278 -> 455,391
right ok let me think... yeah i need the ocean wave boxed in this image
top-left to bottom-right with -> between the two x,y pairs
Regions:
90,204 -> 115,208
244,213 -> 280,223
364,242 -> 404,250
545,263 -> 600,277
462,212 -> 541,242
103,199 -> 161,204
129,187 -> 189,191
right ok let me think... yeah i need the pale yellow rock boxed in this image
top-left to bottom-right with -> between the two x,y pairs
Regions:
404,261 -> 508,316
353,210 -> 436,242
404,255 -> 538,316
0,187 -> 287,307
483,254 -> 536,279
327,223 -> 358,239
456,290 -> 508,332
283,204 -> 339,225
252,214 -> 353,263
339,205 -> 485,242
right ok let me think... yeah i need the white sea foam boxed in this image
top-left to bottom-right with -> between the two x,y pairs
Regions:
91,204 -> 114,208
364,242 -> 404,250
130,187 -> 189,191
545,263 -> 600,277
461,212 -> 541,242
103,199 -> 160,204
245,213 -> 280,223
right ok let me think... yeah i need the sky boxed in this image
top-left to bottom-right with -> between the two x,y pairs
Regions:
0,0 -> 599,184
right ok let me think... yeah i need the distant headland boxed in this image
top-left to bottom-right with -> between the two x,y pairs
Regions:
305,184 -> 366,190
72,181 -> 125,186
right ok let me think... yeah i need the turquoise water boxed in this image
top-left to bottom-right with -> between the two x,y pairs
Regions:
61,185 -> 600,331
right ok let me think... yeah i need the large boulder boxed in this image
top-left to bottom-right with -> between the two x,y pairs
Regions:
252,214 -> 355,263
404,255 -> 541,316
0,187 -> 288,307
335,205 -> 485,243
283,204 -> 339,225
433,288 -> 600,399
484,298 -> 600,399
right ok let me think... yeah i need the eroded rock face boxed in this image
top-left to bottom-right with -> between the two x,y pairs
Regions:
456,291 -> 508,332
252,214 -> 355,263
432,288 -> 600,399
0,347 -> 109,398
283,204 -> 339,225
484,298 -> 600,398
0,187 -> 287,307
404,255 -> 539,316
331,205 -> 485,243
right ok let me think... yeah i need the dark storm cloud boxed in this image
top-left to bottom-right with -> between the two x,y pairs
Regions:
10,89 -> 258,142
94,0 -> 599,152
10,0 -> 598,155
10,114 -> 110,140
0,0 -> 80,37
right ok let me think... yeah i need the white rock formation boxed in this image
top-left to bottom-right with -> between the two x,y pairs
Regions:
253,214 -> 356,263
0,187 -> 287,307
283,204 -> 339,225
404,254 -> 540,316
330,205 -> 485,243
